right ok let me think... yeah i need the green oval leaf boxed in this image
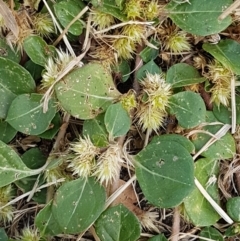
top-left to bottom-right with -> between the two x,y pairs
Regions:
0,121 -> 17,143
184,158 -> 220,226
0,228 -> 8,241
203,39 -> 240,75
23,36 -> 56,67
169,91 -> 206,128
38,113 -> 61,140
0,38 -> 20,62
134,140 -> 195,208
166,63 -> 206,88
83,113 -> 108,147
213,96 -> 240,124
55,63 -> 121,119
0,140 -> 36,188
104,103 -> 131,138
95,204 -> 141,241
6,94 -> 56,135
199,227 -> 224,241
166,0 -> 232,36
0,57 -> 36,119
136,60 -> 161,80
192,112 -> 236,159
35,201 -> 63,236
151,134 -> 195,154
227,197 -> 240,222
54,0 -> 85,35
52,177 -> 106,234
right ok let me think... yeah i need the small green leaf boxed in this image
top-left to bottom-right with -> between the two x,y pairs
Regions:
38,113 -> 61,140
0,140 -> 38,188
6,94 -> 56,135
134,140 -> 195,208
227,197 -> 240,222
213,96 -> 240,124
95,204 -> 141,241
0,228 -> 8,241
24,60 -> 44,80
15,148 -> 47,203
136,60 -> 161,80
148,234 -> 168,241
151,134 -> 195,153
0,57 -> 36,119
52,177 -> 106,234
35,201 -> 63,236
23,36 -> 56,67
0,38 -> 20,62
113,60 -> 131,82
0,121 -> 17,143
55,63 -> 121,119
203,39 -> 240,75
184,158 -> 220,226
104,103 -> 131,138
91,0 -> 127,21
169,91 -> 206,128
140,39 -> 160,63
166,63 -> 206,88
199,227 -> 224,241
83,113 -> 108,147
166,0 -> 232,36
192,112 -> 236,159
54,0 -> 85,35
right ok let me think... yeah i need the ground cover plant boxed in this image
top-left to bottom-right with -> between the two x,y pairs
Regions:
1,0 -> 240,240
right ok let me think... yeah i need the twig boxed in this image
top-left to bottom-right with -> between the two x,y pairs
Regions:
218,0 -> 240,20
0,178 -> 65,210
93,21 -> 154,35
42,0 -> 75,56
231,74 -> 236,134
194,178 -> 233,224
53,6 -> 89,46
171,206 -> 180,241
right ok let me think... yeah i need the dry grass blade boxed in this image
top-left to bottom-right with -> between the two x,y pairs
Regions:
218,0 -> 240,20
0,0 -> 19,37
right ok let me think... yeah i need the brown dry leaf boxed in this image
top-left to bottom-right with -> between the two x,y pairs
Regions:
19,135 -> 41,150
0,0 -> 19,37
111,179 -> 143,216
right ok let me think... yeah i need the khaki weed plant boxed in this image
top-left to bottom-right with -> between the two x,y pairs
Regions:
1,0 -> 240,240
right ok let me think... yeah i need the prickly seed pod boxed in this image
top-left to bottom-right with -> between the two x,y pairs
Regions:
89,44 -> 116,70
136,73 -> 172,132
122,24 -> 145,44
143,0 -> 160,20
19,227 -> 41,241
119,90 -> 137,113
124,0 -> 144,19
0,185 -> 14,224
32,13 -> 55,37
158,21 -> 191,54
41,49 -> 74,89
93,143 -> 124,185
44,166 -> 69,186
91,9 -> 115,30
206,60 -> 233,107
138,208 -> 159,233
141,72 -> 172,112
67,136 -> 100,178
113,38 -> 136,59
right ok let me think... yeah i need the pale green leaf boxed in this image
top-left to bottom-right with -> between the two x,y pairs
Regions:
95,204 -> 141,241
134,140 -> 195,208
166,0 -> 232,36
52,177 -> 106,234
184,158 -> 220,226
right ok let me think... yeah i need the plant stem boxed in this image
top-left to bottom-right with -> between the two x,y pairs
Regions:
171,206 -> 180,241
